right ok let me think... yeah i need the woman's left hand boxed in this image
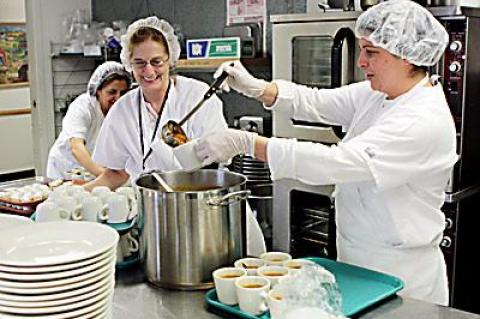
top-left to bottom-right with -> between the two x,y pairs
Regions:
195,129 -> 257,165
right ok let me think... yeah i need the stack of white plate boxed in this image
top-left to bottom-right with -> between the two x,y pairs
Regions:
0,221 -> 119,319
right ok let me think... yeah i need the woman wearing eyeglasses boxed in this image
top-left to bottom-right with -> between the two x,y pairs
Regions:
84,16 -> 227,190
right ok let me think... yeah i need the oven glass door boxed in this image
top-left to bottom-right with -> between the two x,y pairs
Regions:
272,20 -> 361,143
292,36 -> 332,88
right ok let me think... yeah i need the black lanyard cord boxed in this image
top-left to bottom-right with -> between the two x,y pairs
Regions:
137,82 -> 171,170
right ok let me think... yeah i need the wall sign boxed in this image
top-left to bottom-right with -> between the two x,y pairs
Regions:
187,37 -> 240,60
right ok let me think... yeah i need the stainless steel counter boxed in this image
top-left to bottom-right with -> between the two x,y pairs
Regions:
113,267 -> 480,319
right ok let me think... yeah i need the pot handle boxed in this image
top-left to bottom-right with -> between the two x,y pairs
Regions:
207,190 -> 251,206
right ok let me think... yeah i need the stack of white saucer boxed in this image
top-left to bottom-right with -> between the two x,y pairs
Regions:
0,221 -> 119,319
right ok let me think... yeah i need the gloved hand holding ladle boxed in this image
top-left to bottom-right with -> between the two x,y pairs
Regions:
161,64 -> 232,147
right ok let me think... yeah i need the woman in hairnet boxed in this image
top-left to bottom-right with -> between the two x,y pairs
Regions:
46,61 -> 131,180
195,0 -> 457,305
85,16 -> 228,190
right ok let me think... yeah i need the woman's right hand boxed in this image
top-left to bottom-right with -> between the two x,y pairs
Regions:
214,60 -> 268,98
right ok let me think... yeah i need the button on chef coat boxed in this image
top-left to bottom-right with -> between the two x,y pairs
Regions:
93,76 -> 228,183
46,94 -> 104,179
266,78 -> 457,305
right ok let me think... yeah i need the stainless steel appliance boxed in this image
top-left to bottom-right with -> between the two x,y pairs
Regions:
428,6 -> 480,312
135,170 -> 249,290
270,12 -> 363,259
271,11 -> 363,143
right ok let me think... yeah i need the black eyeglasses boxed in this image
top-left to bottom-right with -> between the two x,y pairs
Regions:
131,57 -> 169,70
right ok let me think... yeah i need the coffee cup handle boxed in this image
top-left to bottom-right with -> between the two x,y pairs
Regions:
58,208 -> 71,220
127,199 -> 138,219
127,233 -> 139,253
260,291 -> 269,312
98,205 -> 109,222
71,206 -> 83,221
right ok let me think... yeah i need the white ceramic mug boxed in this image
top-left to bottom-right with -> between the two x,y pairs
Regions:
260,252 -> 292,266
235,276 -> 270,315
282,259 -> 317,273
55,196 -> 82,221
106,193 -> 130,223
48,189 -> 69,203
67,185 -> 85,196
267,289 -> 285,319
120,232 -> 139,257
116,187 -> 138,219
91,186 -> 111,196
257,265 -> 290,287
173,139 -> 203,171
212,267 -> 247,306
80,196 -> 109,222
234,257 -> 266,276
35,202 -> 70,222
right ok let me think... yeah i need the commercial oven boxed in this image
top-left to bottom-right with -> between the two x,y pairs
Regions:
429,6 -> 480,312
270,12 -> 363,259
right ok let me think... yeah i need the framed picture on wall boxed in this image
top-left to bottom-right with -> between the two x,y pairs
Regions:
0,23 -> 28,88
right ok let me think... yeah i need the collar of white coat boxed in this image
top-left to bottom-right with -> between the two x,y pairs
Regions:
92,97 -> 105,120
383,75 -> 431,107
139,78 -> 175,119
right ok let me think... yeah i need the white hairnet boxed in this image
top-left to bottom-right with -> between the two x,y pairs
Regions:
120,16 -> 181,72
87,61 -> 131,96
355,0 -> 448,66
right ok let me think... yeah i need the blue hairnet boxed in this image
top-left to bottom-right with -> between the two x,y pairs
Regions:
355,0 -> 448,66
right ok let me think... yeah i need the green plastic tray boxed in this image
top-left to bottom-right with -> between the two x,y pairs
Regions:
205,257 -> 404,318
30,212 -> 136,234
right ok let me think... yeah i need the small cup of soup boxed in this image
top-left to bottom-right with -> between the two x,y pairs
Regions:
260,251 -> 292,266
234,257 -> 266,276
282,259 -> 317,273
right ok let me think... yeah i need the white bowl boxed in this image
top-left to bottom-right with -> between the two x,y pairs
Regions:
0,288 -> 112,318
0,214 -> 33,231
0,221 -> 118,267
0,256 -> 114,289
0,274 -> 113,303
0,249 -> 113,274
0,251 -> 114,281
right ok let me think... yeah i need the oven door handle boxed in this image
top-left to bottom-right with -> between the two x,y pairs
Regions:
331,27 -> 355,88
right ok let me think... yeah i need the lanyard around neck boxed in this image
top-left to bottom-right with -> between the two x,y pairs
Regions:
138,82 -> 171,170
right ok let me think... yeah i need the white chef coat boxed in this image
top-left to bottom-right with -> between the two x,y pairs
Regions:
267,77 -> 457,305
46,93 -> 104,179
93,75 -> 228,182
93,76 -> 266,256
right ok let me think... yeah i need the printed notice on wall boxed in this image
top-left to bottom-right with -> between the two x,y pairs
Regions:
226,0 -> 267,25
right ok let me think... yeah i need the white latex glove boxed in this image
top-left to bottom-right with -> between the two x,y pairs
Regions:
195,129 -> 258,166
214,60 -> 268,98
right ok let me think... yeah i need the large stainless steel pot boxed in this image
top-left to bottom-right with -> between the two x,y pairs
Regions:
135,169 -> 249,290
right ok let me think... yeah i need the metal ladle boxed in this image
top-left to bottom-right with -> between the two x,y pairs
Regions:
152,172 -> 174,192
161,65 -> 232,147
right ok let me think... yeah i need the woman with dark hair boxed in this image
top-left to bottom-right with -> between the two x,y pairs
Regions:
46,61 -> 131,179
196,0 -> 457,304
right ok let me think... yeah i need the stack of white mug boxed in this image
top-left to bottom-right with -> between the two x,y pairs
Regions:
35,185 -> 137,224
213,252 -> 318,318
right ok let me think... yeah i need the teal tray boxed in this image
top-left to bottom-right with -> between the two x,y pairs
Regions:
205,257 -> 404,318
116,254 -> 140,270
30,212 -> 136,234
